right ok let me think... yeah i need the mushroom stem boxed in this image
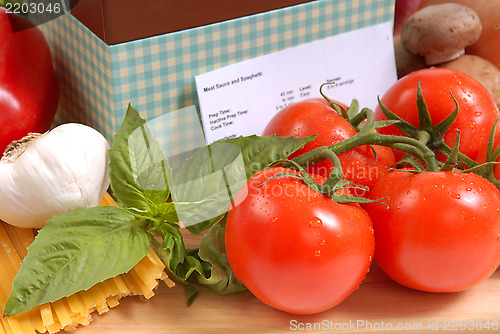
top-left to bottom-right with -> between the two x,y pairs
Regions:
425,49 -> 465,66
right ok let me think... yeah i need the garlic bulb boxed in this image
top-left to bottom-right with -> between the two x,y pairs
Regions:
0,123 -> 110,228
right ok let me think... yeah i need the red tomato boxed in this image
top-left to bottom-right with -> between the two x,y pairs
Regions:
262,99 -> 395,197
364,170 -> 500,292
374,68 -> 500,161
0,8 -> 59,153
225,167 -> 374,314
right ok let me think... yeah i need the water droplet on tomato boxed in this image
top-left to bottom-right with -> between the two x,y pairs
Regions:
270,217 -> 278,223
309,217 -> 323,227
451,193 -> 461,199
470,121 -> 476,128
474,111 -> 482,117
319,240 -> 326,246
465,187 -> 472,192
314,250 -> 321,257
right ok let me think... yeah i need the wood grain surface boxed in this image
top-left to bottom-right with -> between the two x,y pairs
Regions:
69,233 -> 500,334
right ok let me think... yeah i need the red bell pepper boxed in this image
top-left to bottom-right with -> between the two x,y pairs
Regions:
0,7 -> 59,153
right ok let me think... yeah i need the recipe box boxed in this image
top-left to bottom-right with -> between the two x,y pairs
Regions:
38,0 -> 395,152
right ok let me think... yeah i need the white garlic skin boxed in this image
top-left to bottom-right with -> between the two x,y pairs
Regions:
0,123 -> 110,228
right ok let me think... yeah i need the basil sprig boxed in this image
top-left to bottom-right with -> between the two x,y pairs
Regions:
4,104 -> 314,316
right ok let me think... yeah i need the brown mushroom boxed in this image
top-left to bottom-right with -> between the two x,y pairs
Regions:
438,54 -> 500,107
394,35 -> 427,78
401,3 -> 482,65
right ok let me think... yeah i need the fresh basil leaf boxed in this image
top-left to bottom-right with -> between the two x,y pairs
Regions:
155,218 -> 245,306
171,135 -> 314,232
221,135 -> 316,178
195,217 -> 246,295
157,202 -> 179,223
155,223 -> 208,304
180,214 -> 223,235
109,104 -> 172,213
155,223 -> 201,280
3,206 -> 149,317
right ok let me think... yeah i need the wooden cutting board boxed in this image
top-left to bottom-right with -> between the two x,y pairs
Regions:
70,233 -> 500,334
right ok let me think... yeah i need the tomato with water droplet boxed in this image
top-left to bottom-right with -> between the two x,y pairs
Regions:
374,68 -> 500,161
364,170 -> 500,292
262,98 -> 395,197
225,167 -> 374,315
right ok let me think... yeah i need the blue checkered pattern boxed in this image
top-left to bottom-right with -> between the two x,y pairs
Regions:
40,15 -> 115,136
39,0 -> 395,154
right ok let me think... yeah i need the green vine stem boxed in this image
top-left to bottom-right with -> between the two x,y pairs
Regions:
289,110 -> 440,172
437,142 -> 479,169
291,82 -> 500,188
263,154 -> 385,206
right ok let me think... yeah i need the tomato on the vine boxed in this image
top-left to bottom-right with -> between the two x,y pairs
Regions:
225,167 -> 374,315
364,170 -> 500,292
374,68 -> 500,161
262,98 -> 395,196
0,8 -> 59,153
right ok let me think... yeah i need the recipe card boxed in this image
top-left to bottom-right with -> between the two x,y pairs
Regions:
195,21 -> 397,144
